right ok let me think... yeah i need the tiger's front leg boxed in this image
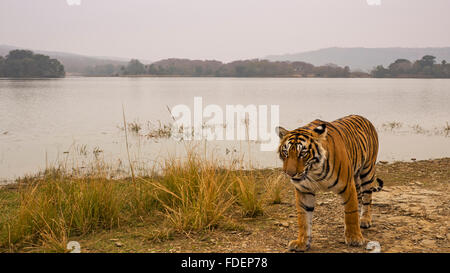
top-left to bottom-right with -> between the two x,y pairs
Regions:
340,179 -> 364,246
289,188 -> 315,252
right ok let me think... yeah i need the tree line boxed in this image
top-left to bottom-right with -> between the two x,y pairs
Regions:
2,49 -> 449,79
83,58 -> 359,78
371,55 -> 450,78
0,50 -> 65,78
87,55 -> 450,78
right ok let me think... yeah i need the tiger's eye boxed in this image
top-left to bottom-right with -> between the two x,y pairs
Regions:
281,144 -> 289,157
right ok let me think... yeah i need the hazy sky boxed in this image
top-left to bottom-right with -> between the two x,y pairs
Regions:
1,0 -> 450,62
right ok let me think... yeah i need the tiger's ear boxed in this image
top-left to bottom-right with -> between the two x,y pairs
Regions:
313,123 -> 327,136
275,126 -> 289,139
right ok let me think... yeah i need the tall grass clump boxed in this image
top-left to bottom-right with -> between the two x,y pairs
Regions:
382,121 -> 402,131
264,173 -> 287,204
443,122 -> 450,136
231,171 -> 264,217
145,153 -> 236,232
0,171 -> 123,252
0,146 -> 271,251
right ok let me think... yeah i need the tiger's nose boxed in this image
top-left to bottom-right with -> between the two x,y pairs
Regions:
286,169 -> 297,177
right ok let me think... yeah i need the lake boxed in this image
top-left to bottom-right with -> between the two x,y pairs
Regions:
1,77 -> 449,182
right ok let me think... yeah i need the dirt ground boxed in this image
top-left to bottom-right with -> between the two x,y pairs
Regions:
77,158 -> 449,253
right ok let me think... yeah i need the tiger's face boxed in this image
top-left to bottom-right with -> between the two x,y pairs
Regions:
276,124 -> 327,182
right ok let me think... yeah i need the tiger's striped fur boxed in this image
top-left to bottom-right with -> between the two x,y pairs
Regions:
276,115 -> 383,251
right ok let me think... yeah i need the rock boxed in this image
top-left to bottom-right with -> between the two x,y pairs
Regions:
115,242 -> 123,247
274,221 -> 290,228
420,239 -> 436,248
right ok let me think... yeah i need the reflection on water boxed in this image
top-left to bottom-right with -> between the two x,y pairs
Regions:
1,77 -> 449,182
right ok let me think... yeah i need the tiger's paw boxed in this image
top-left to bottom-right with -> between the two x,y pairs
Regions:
288,239 -> 309,252
345,233 -> 364,246
360,218 -> 372,229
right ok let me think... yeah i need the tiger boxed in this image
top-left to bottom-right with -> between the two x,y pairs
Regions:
276,114 -> 383,252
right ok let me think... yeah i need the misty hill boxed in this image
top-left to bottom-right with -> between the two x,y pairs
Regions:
265,47 -> 450,71
0,45 -> 132,74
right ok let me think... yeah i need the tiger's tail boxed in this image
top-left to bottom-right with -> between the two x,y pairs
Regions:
371,178 -> 384,192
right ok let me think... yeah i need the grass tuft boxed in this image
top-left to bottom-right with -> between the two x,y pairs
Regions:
0,149 -> 274,252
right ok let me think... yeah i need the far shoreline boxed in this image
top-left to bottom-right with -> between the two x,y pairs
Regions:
4,75 -> 450,80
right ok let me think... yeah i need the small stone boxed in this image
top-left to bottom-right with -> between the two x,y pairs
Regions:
275,221 -> 290,227
420,239 -> 436,248
115,242 -> 123,247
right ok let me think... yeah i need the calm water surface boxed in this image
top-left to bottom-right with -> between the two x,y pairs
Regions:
0,77 -> 449,182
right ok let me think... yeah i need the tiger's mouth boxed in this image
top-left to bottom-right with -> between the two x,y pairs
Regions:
290,160 -> 316,181
291,172 -> 307,181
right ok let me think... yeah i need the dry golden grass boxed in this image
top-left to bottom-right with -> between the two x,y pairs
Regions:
0,150 -> 285,252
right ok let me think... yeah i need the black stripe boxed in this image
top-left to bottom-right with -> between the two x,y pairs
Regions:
300,191 -> 315,196
299,202 -> 315,212
318,158 -> 330,180
360,165 -> 373,179
338,179 -> 349,195
362,190 -> 372,194
327,165 -> 341,189
299,184 -> 311,192
312,142 -> 320,157
344,209 -> 358,214
362,202 -> 372,206
342,194 -> 352,205
361,178 -> 374,187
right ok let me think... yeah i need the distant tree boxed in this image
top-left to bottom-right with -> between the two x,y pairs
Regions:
0,56 -> 4,75
291,61 -> 314,76
388,59 -> 412,76
412,55 -> 434,72
122,58 -> 356,78
419,55 -> 436,67
124,59 -> 146,75
6,49 -> 34,60
83,63 -> 120,76
0,50 -> 64,78
371,65 -> 389,78
372,55 -> 450,78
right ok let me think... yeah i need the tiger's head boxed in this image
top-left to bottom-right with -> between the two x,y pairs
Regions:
276,123 -> 328,182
